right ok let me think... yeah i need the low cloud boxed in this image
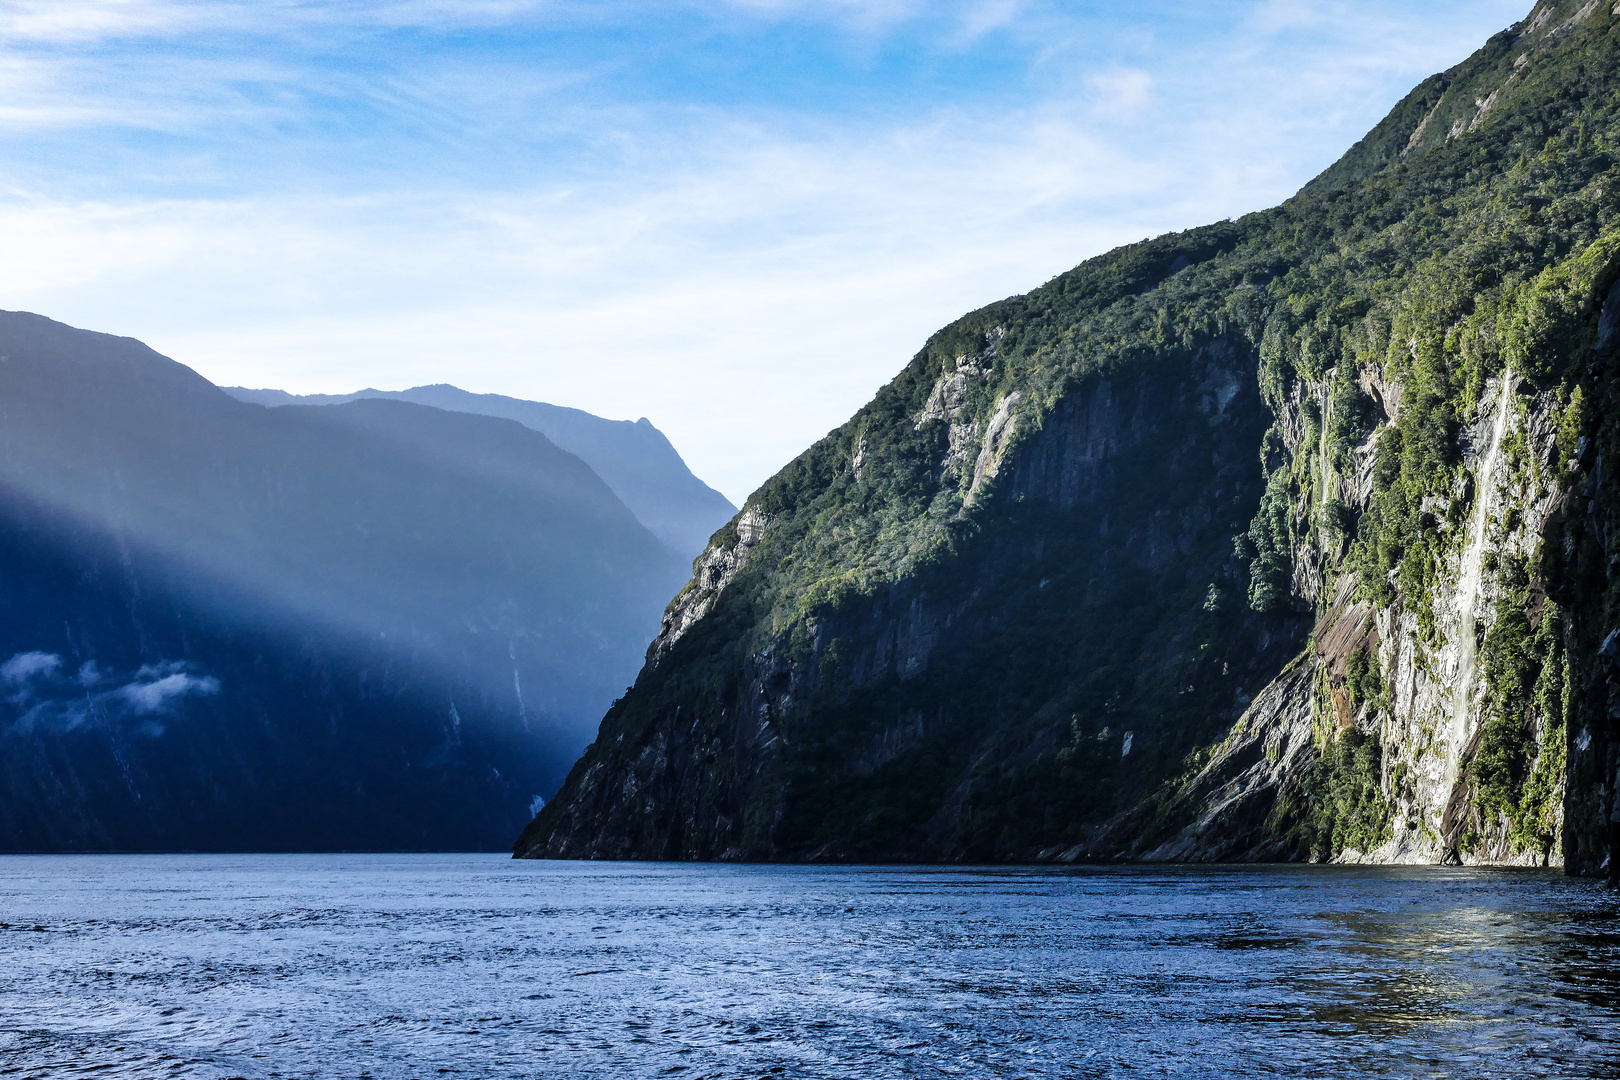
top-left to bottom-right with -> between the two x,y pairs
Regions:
118,666 -> 222,714
1,652 -> 221,735
1,651 -> 62,684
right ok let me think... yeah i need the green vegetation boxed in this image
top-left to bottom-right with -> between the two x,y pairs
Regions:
524,1 -> 1620,864
1297,727 -> 1394,860
1465,558 -> 1568,856
1346,643 -> 1386,714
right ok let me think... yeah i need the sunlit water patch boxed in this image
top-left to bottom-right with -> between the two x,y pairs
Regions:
0,856 -> 1616,1078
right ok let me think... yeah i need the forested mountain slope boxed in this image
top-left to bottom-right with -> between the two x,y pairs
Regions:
225,385 -> 736,559
518,0 -> 1620,878
0,313 -> 687,850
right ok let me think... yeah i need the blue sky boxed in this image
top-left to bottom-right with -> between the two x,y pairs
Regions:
1,0 -> 1530,502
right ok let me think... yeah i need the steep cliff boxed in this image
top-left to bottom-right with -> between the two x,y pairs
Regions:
518,0 -> 1620,877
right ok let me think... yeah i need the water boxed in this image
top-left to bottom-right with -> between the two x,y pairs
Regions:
1,857 -> 1617,1079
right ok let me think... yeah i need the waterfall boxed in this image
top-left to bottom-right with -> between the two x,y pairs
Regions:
1318,378 -> 1333,518
1445,377 -> 1515,794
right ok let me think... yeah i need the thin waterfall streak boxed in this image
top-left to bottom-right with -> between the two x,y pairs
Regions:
513,666 -> 529,732
1319,380 -> 1331,518
1446,377 -> 1514,792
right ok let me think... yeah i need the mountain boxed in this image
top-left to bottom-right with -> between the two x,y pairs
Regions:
517,0 -> 1620,880
224,385 -> 736,559
0,312 -> 689,851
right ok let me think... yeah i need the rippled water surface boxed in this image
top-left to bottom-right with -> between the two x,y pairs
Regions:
0,856 -> 1617,1078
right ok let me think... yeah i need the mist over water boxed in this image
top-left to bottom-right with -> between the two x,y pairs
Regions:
0,857 -> 1616,1078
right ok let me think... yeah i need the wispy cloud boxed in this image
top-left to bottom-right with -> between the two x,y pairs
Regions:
119,666 -> 221,714
0,0 -> 572,43
1085,68 -> 1154,118
2,652 -> 219,736
0,0 -> 269,43
0,103 -> 1248,497
1,651 -> 62,684
0,0 -> 1531,500
710,0 -> 927,31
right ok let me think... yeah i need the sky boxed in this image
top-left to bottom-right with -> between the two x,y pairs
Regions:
1,0 -> 1531,503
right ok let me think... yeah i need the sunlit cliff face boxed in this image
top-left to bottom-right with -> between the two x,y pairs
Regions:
517,0 -> 1620,873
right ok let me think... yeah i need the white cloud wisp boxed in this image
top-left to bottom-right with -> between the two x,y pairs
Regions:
0,0 -> 1531,501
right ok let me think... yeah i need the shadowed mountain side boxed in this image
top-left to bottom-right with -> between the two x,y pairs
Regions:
0,488 -> 573,851
225,384 -> 736,559
0,311 -> 689,850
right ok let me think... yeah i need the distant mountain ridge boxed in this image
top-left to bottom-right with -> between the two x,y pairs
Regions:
225,384 -> 736,559
0,311 -> 689,851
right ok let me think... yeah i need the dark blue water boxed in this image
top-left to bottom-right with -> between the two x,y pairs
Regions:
0,857 -> 1615,1078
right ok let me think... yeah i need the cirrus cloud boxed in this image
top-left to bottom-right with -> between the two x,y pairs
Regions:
0,0 -> 1530,501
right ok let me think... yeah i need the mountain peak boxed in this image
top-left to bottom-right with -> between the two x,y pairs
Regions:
1303,0 -> 1605,196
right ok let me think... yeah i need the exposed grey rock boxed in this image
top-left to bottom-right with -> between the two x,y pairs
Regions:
1132,664 -> 1316,863
650,506 -> 773,664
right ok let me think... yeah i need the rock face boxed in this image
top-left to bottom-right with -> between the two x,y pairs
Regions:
519,0 -> 1620,877
520,334 -> 1307,861
224,384 -> 736,560
0,312 -> 688,851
